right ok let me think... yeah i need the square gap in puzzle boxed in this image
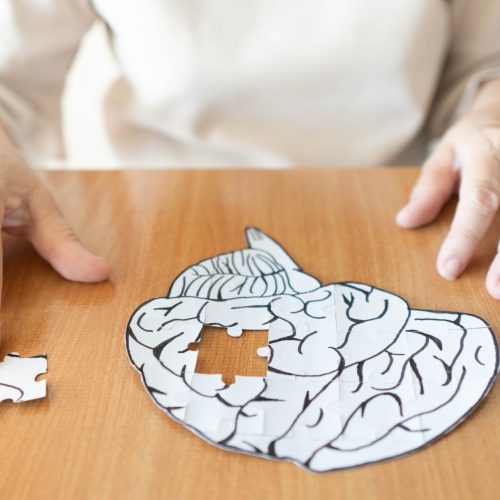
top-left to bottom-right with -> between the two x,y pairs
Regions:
188,326 -> 269,385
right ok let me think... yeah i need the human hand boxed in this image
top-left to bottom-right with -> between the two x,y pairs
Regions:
0,138 -> 111,297
396,100 -> 500,300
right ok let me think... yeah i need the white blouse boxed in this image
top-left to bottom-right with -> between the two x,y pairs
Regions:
0,0 -> 499,168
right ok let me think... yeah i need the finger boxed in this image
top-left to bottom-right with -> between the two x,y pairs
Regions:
27,187 -> 111,283
396,141 -> 457,228
486,240 -> 500,300
437,146 -> 500,281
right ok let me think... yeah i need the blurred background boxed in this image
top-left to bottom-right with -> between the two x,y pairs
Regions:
63,22 -> 118,168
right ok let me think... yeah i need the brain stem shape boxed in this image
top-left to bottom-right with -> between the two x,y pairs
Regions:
126,227 -> 499,472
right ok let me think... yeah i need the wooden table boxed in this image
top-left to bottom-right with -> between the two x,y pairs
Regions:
0,168 -> 498,500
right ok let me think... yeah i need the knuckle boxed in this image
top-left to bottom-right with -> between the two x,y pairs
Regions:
469,135 -> 494,155
465,181 -> 500,215
456,226 -> 482,247
44,223 -> 79,261
481,127 -> 500,153
50,217 -> 79,244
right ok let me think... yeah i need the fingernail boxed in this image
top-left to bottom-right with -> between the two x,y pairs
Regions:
440,257 -> 462,281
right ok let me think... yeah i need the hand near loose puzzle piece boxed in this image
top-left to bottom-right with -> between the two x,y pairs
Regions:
0,353 -> 47,403
126,227 -> 499,472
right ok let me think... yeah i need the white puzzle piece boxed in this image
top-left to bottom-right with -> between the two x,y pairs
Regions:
126,227 -> 499,472
0,353 -> 48,403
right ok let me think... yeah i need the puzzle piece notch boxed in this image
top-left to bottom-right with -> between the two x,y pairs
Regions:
0,353 -> 48,403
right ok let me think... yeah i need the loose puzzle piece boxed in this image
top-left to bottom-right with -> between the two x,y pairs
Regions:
126,227 -> 499,473
0,353 -> 48,403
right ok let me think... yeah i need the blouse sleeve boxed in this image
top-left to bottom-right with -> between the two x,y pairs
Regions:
428,0 -> 500,139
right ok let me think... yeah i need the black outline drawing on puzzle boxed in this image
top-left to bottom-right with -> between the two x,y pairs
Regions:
126,228 -> 499,472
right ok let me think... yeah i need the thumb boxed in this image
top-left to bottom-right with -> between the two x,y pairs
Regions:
27,187 -> 111,283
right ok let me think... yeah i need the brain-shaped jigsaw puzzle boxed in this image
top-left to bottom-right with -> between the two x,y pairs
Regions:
126,228 -> 499,472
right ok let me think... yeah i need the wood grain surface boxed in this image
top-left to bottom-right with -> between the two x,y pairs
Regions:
0,168 -> 498,500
